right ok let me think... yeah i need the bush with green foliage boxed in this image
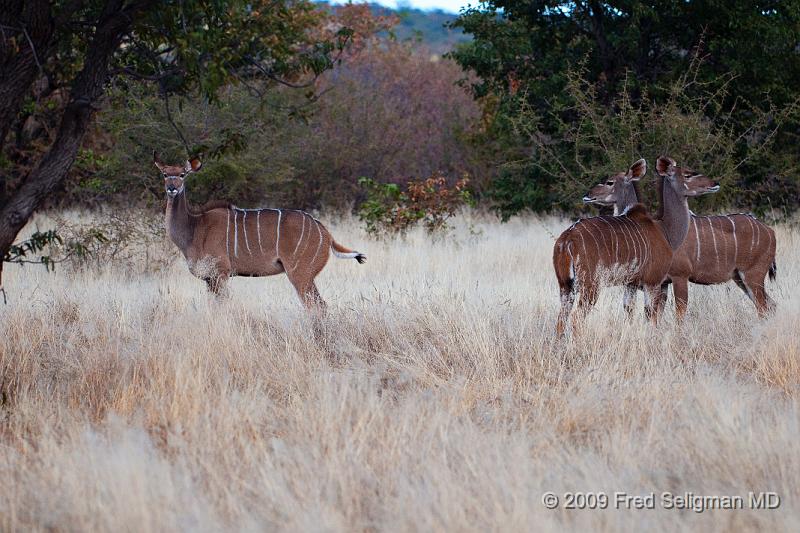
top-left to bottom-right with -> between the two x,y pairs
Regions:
450,0 -> 800,217
76,28 -> 485,211
488,61 -> 798,220
358,174 -> 473,236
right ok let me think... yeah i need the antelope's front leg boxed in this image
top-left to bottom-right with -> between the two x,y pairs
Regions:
622,284 -> 637,317
643,285 -> 662,324
205,272 -> 229,296
652,280 -> 670,320
672,277 -> 689,321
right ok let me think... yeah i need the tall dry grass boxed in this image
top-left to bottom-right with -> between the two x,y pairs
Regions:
1,211 -> 799,532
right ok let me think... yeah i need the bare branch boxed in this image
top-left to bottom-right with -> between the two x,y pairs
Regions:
160,88 -> 191,155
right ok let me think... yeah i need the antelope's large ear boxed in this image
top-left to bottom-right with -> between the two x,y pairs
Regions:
153,150 -> 165,171
627,158 -> 647,182
656,156 -> 676,176
185,158 -> 203,173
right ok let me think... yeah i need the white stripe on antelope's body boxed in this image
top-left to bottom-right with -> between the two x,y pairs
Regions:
555,157 -> 721,337
582,160 -> 776,318
155,154 -> 366,310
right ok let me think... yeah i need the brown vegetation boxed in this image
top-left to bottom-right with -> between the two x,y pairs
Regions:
1,212 -> 798,531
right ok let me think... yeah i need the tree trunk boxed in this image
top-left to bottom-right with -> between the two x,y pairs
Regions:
0,0 -> 53,146
586,0 -> 615,95
0,0 -> 54,204
0,0 -> 148,295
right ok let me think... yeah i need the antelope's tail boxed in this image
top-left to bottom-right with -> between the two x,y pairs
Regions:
331,239 -> 366,264
769,260 -> 777,282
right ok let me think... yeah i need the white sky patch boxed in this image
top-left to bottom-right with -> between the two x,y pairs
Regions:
328,0 -> 472,14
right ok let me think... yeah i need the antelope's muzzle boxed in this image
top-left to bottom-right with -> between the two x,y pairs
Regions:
583,195 -> 595,203
167,186 -> 179,198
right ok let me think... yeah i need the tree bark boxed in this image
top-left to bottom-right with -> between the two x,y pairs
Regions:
585,0 -> 615,92
0,0 -> 54,204
0,0 -> 54,145
0,0 -> 150,294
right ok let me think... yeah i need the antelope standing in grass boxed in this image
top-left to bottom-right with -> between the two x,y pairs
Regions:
553,157 -> 720,336
583,159 -> 777,318
155,153 -> 366,310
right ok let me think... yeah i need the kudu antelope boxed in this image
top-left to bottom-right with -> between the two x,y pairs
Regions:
155,153 -> 366,309
553,157 -> 720,336
583,160 -> 777,318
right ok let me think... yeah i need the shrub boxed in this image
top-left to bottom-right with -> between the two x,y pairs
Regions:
489,59 -> 798,220
358,174 -> 473,236
66,6 -> 487,213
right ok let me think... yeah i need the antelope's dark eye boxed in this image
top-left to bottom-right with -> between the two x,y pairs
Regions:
180,173 -> 185,177
606,181 -> 614,186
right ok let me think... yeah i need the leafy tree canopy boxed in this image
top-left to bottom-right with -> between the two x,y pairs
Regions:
449,0 -> 800,217
451,0 -> 800,111
0,0 -> 349,288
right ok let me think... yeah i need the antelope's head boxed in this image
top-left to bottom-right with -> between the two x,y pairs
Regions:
154,151 -> 203,198
656,156 -> 720,197
583,158 -> 647,206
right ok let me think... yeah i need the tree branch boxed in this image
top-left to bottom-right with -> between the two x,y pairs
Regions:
160,86 -> 191,155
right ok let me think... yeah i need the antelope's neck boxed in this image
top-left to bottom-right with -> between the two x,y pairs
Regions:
166,192 -> 195,252
659,180 -> 689,251
656,175 -> 665,220
613,182 -> 641,215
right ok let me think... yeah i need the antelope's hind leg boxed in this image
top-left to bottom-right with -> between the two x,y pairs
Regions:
285,266 -> 327,314
556,281 -> 575,337
736,269 -> 774,317
571,280 -> 599,336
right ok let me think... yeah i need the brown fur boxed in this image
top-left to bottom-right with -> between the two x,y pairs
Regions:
585,171 -> 776,317
155,154 -> 366,310
554,157 -> 720,336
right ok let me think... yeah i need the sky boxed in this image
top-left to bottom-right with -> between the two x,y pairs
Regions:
329,0 -> 472,14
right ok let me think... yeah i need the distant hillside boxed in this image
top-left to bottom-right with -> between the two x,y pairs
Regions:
320,2 -> 471,54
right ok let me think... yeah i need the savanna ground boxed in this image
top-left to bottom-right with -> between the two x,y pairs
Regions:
1,211 -> 799,532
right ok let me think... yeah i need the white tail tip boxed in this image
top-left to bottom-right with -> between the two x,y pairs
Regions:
332,249 -> 366,264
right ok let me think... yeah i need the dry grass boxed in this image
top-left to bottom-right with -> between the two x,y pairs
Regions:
1,211 -> 799,532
